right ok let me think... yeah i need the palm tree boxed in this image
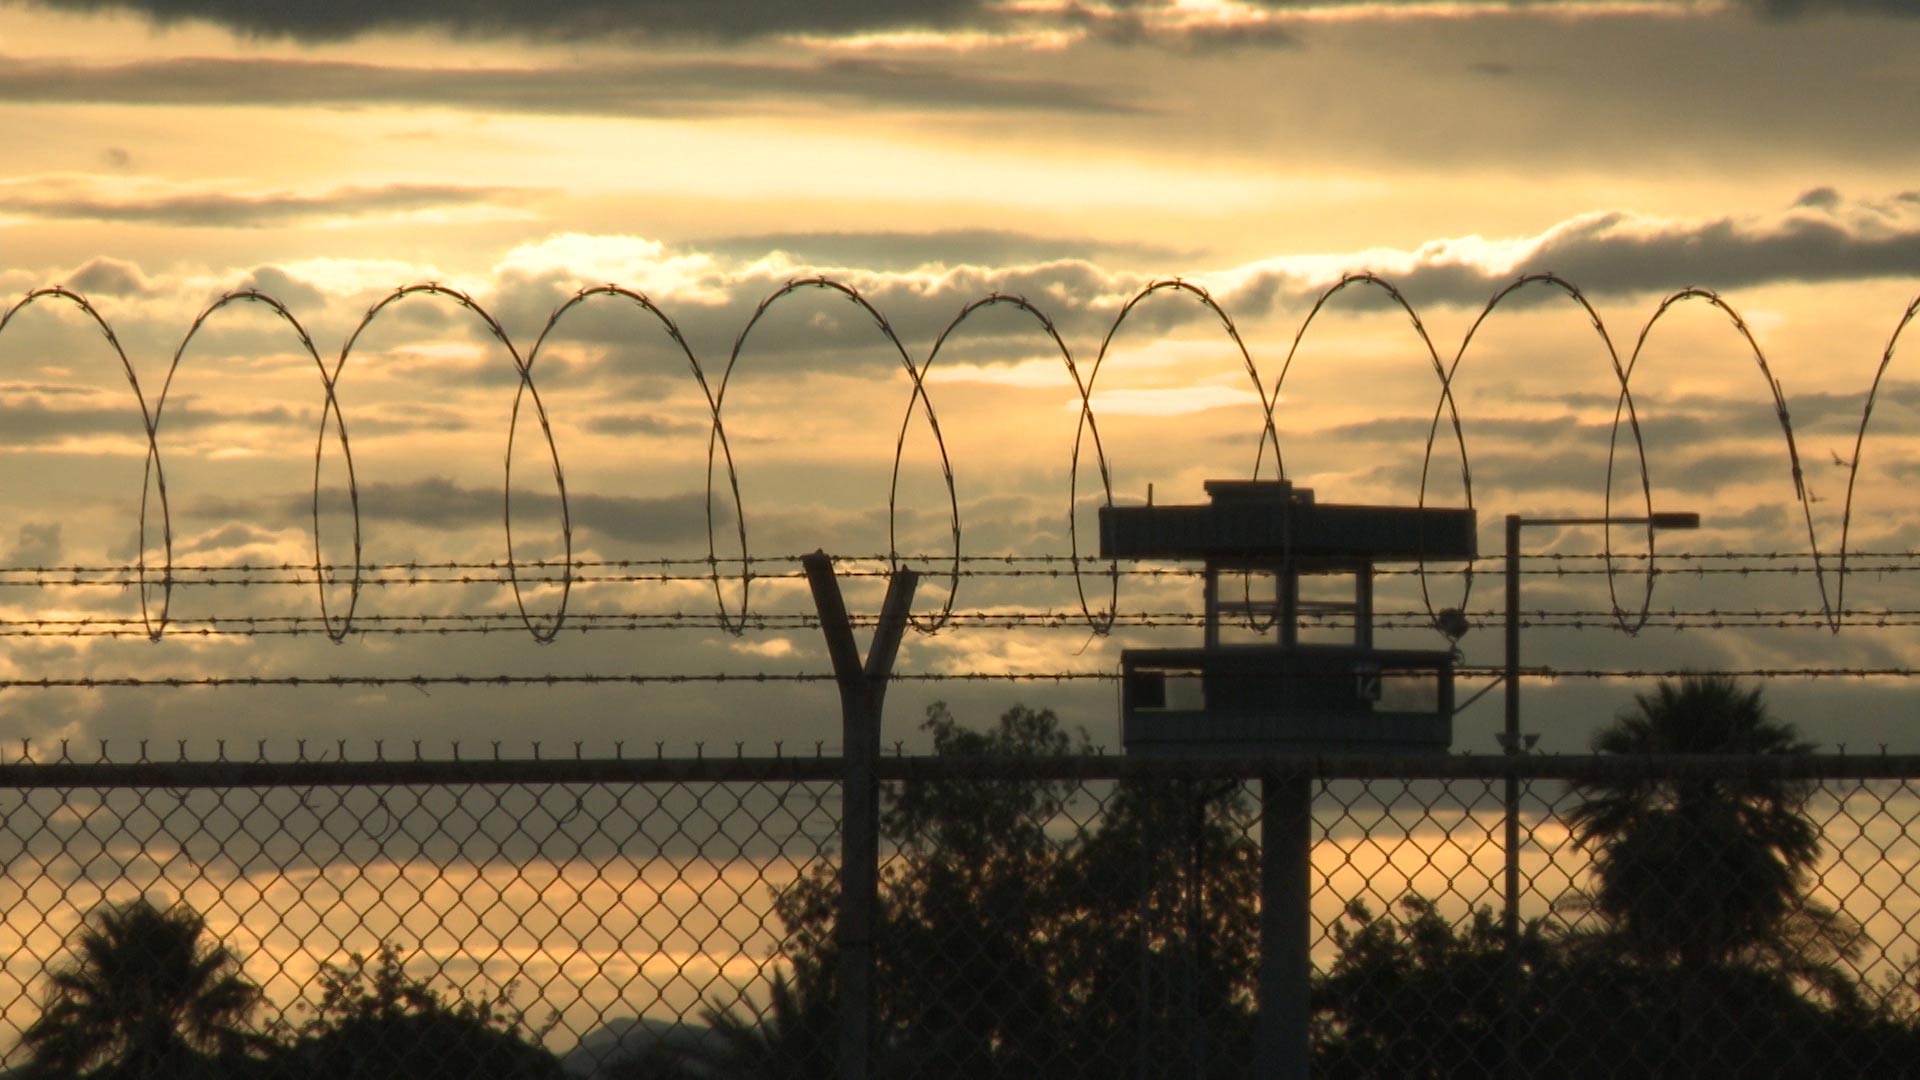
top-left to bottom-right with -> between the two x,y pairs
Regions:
21,895 -> 269,1079
1566,674 -> 1847,973
615,969 -> 835,1080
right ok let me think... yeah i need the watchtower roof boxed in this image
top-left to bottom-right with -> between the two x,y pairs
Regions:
1098,479 -> 1476,563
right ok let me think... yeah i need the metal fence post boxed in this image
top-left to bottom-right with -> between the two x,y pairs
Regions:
1256,768 -> 1312,1080
804,552 -> 917,1080
1504,514 -> 1524,1079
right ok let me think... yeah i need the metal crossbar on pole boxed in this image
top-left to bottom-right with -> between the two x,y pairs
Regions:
804,551 -> 917,1080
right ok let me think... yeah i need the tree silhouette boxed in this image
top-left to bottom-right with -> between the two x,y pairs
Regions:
1313,897 -> 1533,1078
1566,674 -> 1844,971
1561,674 -> 1872,1072
20,895 -> 269,1079
771,702 -> 1258,1077
1310,892 -> 1918,1079
770,703 -> 1081,1074
1051,775 -> 1259,1075
267,940 -> 563,1080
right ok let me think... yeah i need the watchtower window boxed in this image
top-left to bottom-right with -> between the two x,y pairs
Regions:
1378,667 -> 1442,713
1295,569 -> 1370,648
1211,568 -> 1282,645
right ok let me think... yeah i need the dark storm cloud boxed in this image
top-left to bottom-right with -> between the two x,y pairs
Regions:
66,257 -> 152,298
485,256 -> 1146,372
1716,503 -> 1791,533
31,0 -> 1912,47
1742,0 -> 1920,16
1150,19 -> 1298,51
235,266 -> 326,312
1329,403 -> 1843,505
13,0 -> 985,42
1319,400 -> 1865,461
174,522 -> 285,557
1311,413 -> 1574,450
3,521 -> 64,566
1234,199 -> 1920,315
344,478 -> 501,530
0,396 -> 298,446
204,478 -> 724,546
1546,389 -> 1877,437
1529,393 -> 1874,453
1505,211 -> 1920,296
1793,187 -> 1843,211
571,490 -> 729,545
0,53 -> 1131,117
1234,0 -> 1920,15
696,229 -> 1189,272
11,0 -> 1307,48
1642,450 -> 1781,493
1059,0 -> 1299,50
582,412 -> 711,438
0,179 -> 523,229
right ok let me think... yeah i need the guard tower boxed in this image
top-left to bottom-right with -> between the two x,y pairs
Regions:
1100,479 -> 1476,756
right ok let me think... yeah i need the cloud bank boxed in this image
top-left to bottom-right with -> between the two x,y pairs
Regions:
15,0 -> 1914,49
0,53 -> 1135,116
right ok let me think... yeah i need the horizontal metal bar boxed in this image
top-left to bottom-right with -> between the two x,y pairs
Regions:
0,756 -> 846,789
2,752 -> 1918,789
875,753 -> 1920,782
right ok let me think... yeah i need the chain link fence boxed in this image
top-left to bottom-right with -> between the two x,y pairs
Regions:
1,748 -> 1918,1077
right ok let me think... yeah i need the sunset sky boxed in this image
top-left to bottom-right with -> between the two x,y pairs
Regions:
1,0 -> 1919,757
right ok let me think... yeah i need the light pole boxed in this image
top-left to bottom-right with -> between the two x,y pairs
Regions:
1500,510 -> 1698,1071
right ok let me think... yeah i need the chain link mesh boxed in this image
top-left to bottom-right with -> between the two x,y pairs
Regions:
0,761 -> 1917,1076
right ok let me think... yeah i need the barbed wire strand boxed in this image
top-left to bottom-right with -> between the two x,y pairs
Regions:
0,666 -> 1917,692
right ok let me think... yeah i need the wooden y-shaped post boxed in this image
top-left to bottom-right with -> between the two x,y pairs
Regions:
803,551 -> 917,1080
